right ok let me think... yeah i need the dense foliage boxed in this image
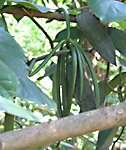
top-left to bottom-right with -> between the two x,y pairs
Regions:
0,0 -> 126,149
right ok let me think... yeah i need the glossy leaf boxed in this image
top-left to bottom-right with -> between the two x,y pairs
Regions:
76,10 -> 116,64
54,27 -> 83,42
0,0 -> 5,9
18,78 -> 57,113
0,28 -> 56,113
0,61 -> 18,98
96,128 -> 118,150
0,28 -> 27,78
87,0 -> 126,22
0,96 -> 41,122
8,0 -> 51,13
108,28 -> 126,57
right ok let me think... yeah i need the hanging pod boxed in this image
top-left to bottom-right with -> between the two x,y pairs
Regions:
55,45 -> 78,116
76,43 -> 100,108
70,41 -> 85,102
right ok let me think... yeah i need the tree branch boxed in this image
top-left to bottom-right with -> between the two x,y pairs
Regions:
1,5 -> 77,22
0,102 -> 126,150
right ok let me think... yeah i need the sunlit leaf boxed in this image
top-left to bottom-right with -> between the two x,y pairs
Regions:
87,0 -> 126,22
7,0 -> 52,13
76,10 -> 116,64
18,78 -> 57,113
0,28 -> 56,113
0,96 -> 41,122
96,128 -> 118,150
0,61 -> 18,98
118,20 -> 126,30
0,29 -> 27,78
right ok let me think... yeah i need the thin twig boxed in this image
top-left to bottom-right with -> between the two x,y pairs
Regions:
22,7 -> 54,49
30,17 -> 54,49
55,141 -> 60,149
14,119 -> 23,128
111,126 -> 125,150
105,63 -> 110,80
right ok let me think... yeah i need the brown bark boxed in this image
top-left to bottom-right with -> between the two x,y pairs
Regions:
1,6 -> 76,22
0,102 -> 126,150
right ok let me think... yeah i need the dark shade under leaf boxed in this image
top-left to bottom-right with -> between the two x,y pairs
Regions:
108,27 -> 126,57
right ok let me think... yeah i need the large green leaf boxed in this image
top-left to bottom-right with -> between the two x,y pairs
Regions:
108,28 -> 126,57
54,27 -> 83,42
76,10 -> 116,64
0,0 -> 5,9
0,96 -> 41,122
0,29 -> 27,78
96,128 -> 118,150
7,0 -> 51,13
18,78 -> 56,113
87,0 -> 126,22
0,61 -> 18,98
0,28 -> 56,113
